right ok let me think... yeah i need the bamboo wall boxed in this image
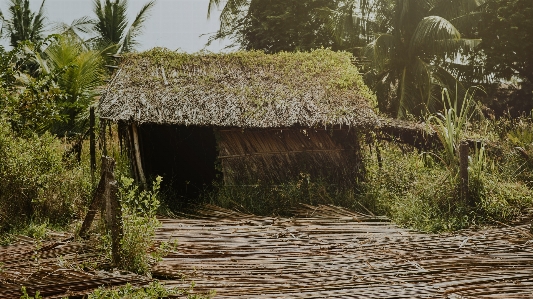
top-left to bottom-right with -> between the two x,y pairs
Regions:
216,128 -> 365,187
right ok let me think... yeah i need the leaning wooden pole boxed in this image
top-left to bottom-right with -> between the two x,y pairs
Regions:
79,156 -> 116,238
131,123 -> 147,187
90,107 -> 96,184
459,141 -> 469,205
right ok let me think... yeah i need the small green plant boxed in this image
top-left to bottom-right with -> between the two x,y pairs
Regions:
115,175 -> 163,274
427,88 -> 482,170
20,286 -> 42,299
87,281 -> 215,299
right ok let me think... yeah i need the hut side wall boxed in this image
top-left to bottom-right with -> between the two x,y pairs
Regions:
216,128 -> 365,187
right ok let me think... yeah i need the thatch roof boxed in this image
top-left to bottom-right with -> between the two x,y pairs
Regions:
99,48 -> 379,128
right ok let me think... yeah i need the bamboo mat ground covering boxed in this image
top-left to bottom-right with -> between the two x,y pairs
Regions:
1,204 -> 532,298
154,205 -> 533,298
0,237 -> 150,298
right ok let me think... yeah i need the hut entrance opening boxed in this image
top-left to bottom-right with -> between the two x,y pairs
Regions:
138,124 -> 220,205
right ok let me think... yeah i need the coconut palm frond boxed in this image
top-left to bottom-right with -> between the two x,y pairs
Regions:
3,0 -> 48,47
365,33 -> 394,73
409,16 -> 461,58
122,0 -> 155,53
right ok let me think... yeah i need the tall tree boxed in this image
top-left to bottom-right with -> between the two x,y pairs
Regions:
0,0 -> 47,47
92,0 -> 156,54
208,0 -> 349,53
330,0 -> 486,117
478,0 -> 533,84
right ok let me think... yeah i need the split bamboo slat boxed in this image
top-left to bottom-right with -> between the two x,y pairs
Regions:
153,204 -> 533,298
2,205 -> 532,298
0,238 -> 149,298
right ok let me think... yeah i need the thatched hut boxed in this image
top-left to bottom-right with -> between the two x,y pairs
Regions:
99,48 -> 380,199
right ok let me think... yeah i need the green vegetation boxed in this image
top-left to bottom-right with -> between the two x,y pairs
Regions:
127,47 -> 377,110
0,0 -> 532,296
88,281 -> 215,299
92,0 -> 156,54
0,118 -> 91,234
206,177 -> 362,216
114,175 -> 164,274
0,0 -> 47,47
208,0 -> 350,52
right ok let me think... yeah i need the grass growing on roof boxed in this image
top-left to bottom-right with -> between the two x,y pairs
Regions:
102,48 -> 378,128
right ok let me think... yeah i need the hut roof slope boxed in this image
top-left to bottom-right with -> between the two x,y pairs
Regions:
99,48 -> 379,128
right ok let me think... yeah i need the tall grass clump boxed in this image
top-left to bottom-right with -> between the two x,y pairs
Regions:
110,175 -> 164,275
358,91 -> 533,232
0,119 -> 91,235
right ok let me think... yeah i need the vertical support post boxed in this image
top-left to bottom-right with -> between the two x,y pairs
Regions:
90,107 -> 96,184
100,120 -> 108,157
101,157 -> 122,266
459,141 -> 469,205
131,123 -> 147,187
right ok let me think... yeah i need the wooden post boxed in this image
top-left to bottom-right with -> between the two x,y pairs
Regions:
459,141 -> 469,205
90,107 -> 96,184
79,156 -> 115,238
131,123 -> 147,187
101,158 -> 122,266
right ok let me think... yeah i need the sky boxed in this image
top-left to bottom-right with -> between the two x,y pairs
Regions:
0,0 -> 233,52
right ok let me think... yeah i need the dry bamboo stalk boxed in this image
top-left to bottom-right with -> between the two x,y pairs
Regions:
131,123 -> 147,187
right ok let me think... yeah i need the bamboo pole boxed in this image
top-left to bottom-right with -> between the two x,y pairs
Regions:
131,123 -> 147,187
459,141 -> 469,205
90,107 -> 96,184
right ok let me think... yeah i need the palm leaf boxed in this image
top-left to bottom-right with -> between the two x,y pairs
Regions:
365,33 -> 394,73
409,16 -> 461,58
122,0 -> 155,53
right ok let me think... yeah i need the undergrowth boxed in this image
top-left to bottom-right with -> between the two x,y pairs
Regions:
0,118 -> 91,237
203,175 -> 363,216
87,281 -> 215,299
97,174 -> 173,275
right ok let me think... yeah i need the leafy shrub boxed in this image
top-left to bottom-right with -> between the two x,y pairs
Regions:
0,119 -> 91,233
359,141 -> 533,232
115,175 -> 163,274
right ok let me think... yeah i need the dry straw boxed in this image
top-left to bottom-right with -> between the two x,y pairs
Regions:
99,48 -> 379,129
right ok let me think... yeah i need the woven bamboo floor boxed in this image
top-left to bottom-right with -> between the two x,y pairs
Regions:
0,236 -> 150,298
153,204 -> 533,298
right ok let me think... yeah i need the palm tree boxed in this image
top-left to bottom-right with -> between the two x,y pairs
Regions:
323,0 -> 486,118
0,0 -> 47,47
92,0 -> 156,54
42,34 -> 105,134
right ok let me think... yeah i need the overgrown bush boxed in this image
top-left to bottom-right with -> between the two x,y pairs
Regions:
0,119 -> 91,234
113,175 -> 164,274
358,139 -> 533,232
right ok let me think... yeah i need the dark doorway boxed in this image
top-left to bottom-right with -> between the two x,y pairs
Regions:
138,124 -> 220,206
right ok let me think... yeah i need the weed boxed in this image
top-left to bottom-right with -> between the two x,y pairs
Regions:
111,175 -> 163,275
20,286 -> 42,299
206,175 -> 362,216
87,281 -> 215,299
